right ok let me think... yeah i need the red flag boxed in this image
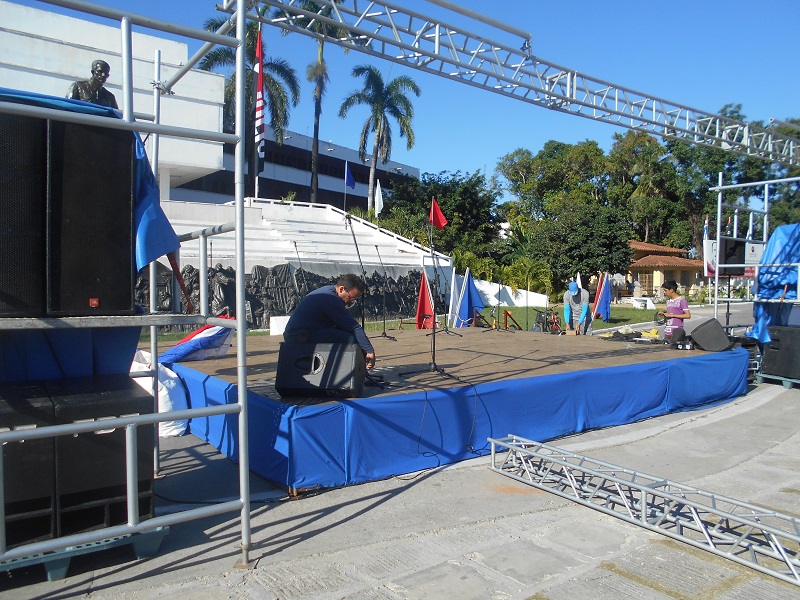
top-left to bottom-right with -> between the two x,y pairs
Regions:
415,271 -> 435,329
429,197 -> 448,230
253,25 -> 266,193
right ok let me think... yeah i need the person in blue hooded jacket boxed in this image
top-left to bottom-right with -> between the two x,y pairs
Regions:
563,281 -> 593,336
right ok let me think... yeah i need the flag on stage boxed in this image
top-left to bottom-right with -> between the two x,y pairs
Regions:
253,25 -> 266,194
345,161 -> 355,189
429,197 -> 447,230
158,317 -> 235,364
374,179 -> 384,215
415,270 -> 435,329
455,269 -> 485,327
592,273 -> 612,322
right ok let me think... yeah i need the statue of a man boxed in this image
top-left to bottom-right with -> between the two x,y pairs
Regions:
66,59 -> 119,109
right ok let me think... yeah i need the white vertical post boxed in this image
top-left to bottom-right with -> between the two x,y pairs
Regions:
233,0 -> 251,566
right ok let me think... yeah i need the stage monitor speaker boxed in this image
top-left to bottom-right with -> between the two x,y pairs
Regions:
762,326 -> 800,379
47,120 -> 136,316
276,342 -> 366,398
720,238 -> 745,276
690,318 -> 733,352
0,114 -> 48,316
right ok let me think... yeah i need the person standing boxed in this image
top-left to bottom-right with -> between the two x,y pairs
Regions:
563,281 -> 592,335
659,280 -> 691,340
66,59 -> 119,109
283,274 -> 376,369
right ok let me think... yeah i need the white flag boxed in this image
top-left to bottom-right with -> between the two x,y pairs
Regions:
575,272 -> 582,290
374,179 -> 384,216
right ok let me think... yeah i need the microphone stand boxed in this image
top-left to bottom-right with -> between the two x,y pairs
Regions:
374,245 -> 397,341
345,215 -> 385,388
427,224 -> 461,339
399,223 -> 456,379
292,240 -> 309,297
345,214 -> 369,330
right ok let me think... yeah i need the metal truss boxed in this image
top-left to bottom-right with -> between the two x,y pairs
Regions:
252,0 -> 799,168
489,434 -> 800,587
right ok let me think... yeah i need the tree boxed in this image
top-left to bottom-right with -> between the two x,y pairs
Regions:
495,140 -> 607,219
386,170 -> 501,255
527,203 -> 633,290
276,2 -> 352,203
606,131 -> 682,244
339,65 -> 420,210
200,15 -> 300,195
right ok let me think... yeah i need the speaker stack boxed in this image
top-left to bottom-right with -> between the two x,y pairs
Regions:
1,376 -> 154,547
276,342 -> 367,398
0,113 -> 135,318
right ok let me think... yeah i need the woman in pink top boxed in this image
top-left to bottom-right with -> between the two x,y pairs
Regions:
659,280 -> 691,340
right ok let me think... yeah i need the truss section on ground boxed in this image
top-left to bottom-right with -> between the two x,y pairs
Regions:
254,0 -> 799,167
489,434 -> 800,587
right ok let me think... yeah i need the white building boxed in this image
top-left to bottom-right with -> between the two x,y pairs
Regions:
1,0 -> 418,208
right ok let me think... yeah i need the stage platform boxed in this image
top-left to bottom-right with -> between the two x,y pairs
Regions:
163,328 -> 749,493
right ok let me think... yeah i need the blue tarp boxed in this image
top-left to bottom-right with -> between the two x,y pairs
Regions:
750,224 -> 800,344
174,348 -> 749,490
454,271 -> 485,327
0,87 -> 179,270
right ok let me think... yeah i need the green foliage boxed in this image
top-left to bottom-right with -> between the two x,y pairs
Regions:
386,170 -> 501,255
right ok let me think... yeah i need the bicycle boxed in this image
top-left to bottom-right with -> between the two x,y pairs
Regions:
531,307 -> 564,334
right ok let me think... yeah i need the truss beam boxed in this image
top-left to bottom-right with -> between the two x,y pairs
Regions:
489,435 -> 800,587
251,0 -> 798,167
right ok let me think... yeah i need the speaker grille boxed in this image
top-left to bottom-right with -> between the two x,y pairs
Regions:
47,121 -> 136,315
0,114 -> 47,316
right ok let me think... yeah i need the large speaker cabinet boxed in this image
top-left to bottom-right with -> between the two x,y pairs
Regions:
45,376 -> 155,537
0,114 -> 135,317
0,382 -> 56,547
276,342 -> 367,398
762,326 -> 800,380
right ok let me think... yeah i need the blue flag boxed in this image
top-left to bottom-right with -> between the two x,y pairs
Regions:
455,270 -> 485,327
345,161 -> 355,189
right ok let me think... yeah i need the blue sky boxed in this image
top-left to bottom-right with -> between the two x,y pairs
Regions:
17,1 -> 800,184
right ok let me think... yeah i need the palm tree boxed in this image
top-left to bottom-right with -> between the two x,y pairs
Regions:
339,65 -> 420,211
276,2 -> 351,203
200,15 -> 300,195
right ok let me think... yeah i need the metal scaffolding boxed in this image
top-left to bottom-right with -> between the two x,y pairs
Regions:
253,0 -> 799,168
489,434 -> 800,587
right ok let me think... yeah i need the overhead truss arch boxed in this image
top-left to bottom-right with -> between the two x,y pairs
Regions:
248,0 -> 798,168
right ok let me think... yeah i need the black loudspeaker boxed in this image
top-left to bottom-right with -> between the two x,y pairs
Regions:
47,121 -> 136,316
690,318 -> 733,352
276,342 -> 366,398
0,114 -> 48,316
762,326 -> 800,379
720,238 -> 745,276
0,382 -> 57,547
45,375 -> 154,536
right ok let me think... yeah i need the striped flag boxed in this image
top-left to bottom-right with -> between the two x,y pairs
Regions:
254,24 -> 266,195
158,318 -> 235,364
703,215 -> 709,240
